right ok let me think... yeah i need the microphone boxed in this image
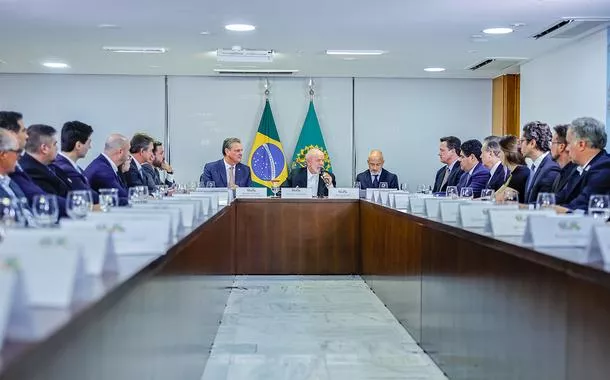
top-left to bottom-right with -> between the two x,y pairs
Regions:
320,169 -> 332,186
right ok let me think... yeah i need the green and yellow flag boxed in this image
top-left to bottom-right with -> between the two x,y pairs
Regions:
248,99 -> 288,191
290,100 -> 333,172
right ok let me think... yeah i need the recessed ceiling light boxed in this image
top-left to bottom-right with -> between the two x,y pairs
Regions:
0,59 -> 6,65
483,27 -> 514,35
42,62 -> 69,69
424,67 -> 446,72
326,50 -> 386,56
225,24 -> 256,32
200,31 -> 211,35
98,24 -> 120,29
343,57 -> 357,61
103,46 -> 167,53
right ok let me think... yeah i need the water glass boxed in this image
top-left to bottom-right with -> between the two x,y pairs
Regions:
206,181 -> 215,188
460,187 -> 474,199
400,183 -> 409,193
271,180 -> 280,198
379,182 -> 389,189
446,186 -> 459,199
536,192 -> 556,210
503,188 -> 519,204
66,190 -> 91,220
128,186 -> 148,205
0,197 -> 26,229
353,181 -> 361,189
32,194 -> 59,227
588,194 -> 610,219
99,188 -> 119,212
480,189 -> 495,201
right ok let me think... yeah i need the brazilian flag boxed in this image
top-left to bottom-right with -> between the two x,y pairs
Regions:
290,100 -> 333,172
248,99 -> 288,192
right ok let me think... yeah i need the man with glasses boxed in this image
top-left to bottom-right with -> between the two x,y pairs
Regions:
0,129 -> 35,225
550,124 -> 577,194
519,121 -> 560,204
433,136 -> 463,193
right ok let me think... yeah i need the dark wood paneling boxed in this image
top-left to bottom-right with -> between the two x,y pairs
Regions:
234,199 -> 360,274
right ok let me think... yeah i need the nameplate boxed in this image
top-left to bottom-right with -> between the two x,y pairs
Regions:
156,198 -> 203,224
523,215 -> 605,248
366,188 -> 393,204
3,228 -> 117,276
424,198 -> 442,218
328,188 -> 360,199
393,194 -> 410,210
281,187 -> 313,199
0,264 -> 34,343
108,207 -> 177,242
488,209 -> 556,237
194,188 -> 229,206
133,203 -> 186,233
0,250 -> 87,308
459,203 -> 518,228
587,226 -> 610,264
235,187 -> 268,199
439,200 -> 468,223
409,196 -> 429,214
172,193 -> 212,215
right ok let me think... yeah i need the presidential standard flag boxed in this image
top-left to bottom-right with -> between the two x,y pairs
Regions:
248,99 -> 288,191
290,100 -> 333,172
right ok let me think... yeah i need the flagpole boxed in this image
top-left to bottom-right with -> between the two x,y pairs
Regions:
308,78 -> 314,101
264,78 -> 270,98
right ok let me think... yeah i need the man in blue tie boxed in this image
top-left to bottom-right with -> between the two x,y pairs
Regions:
124,133 -> 156,192
0,129 -> 35,225
519,121 -> 560,204
457,139 -> 490,198
355,150 -> 399,189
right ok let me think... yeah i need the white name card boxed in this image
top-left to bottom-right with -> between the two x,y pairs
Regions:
409,196 -> 428,214
0,249 -> 86,308
459,203 -> 518,228
195,188 -> 229,206
0,264 -> 34,342
172,193 -> 212,215
366,189 -> 393,204
235,187 -> 268,199
588,226 -> 610,264
488,209 -> 556,237
393,194 -> 410,210
424,198 -> 442,218
523,215 -> 605,248
156,198 -> 202,225
132,203 -> 185,234
3,228 -> 117,276
439,200 -> 467,223
328,188 -> 360,199
281,187 -> 313,199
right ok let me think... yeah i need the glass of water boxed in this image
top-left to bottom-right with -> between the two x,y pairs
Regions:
588,194 -> 610,219
32,194 -> 59,227
353,181 -> 361,189
271,180 -> 280,198
400,183 -> 409,193
206,181 -> 215,188
446,186 -> 459,199
480,189 -> 494,201
66,190 -> 91,220
379,182 -> 388,189
536,192 -> 556,210
503,188 -> 519,204
460,187 -> 474,199
99,188 -> 119,212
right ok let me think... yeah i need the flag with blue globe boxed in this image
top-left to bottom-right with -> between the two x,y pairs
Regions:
248,99 -> 288,192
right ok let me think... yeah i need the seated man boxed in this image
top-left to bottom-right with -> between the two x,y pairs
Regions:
481,139 -> 506,191
281,148 -> 336,197
51,120 -> 99,202
142,140 -> 175,187
556,117 -> 610,212
433,136 -> 463,193
0,129 -> 32,212
200,137 -> 252,188
520,121 -> 560,204
355,150 -> 398,189
84,134 -> 131,206
124,133 -> 156,192
457,139 -> 490,198
551,124 -> 578,194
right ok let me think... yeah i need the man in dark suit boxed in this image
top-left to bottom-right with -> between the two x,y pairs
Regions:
556,117 -> 610,212
355,150 -> 398,189
457,139 -> 490,198
84,134 -> 131,206
281,148 -> 336,197
433,136 -> 463,193
481,139 -> 506,191
550,124 -> 578,194
124,133 -> 157,192
520,121 -> 560,204
201,137 -> 252,188
0,129 -> 35,225
149,141 -> 175,186
51,121 -> 99,203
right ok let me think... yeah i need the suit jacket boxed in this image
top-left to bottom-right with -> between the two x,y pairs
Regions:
552,162 -> 578,194
51,154 -> 99,203
484,163 -> 506,192
524,154 -> 560,204
504,165 -> 530,204
200,159 -> 252,188
556,151 -> 610,211
20,153 -> 70,198
355,168 -> 398,189
0,178 -> 35,225
457,162 -> 490,198
84,154 -> 129,206
432,162 -> 463,193
124,158 -> 157,192
9,164 -> 67,217
281,167 -> 337,197
141,164 -> 174,187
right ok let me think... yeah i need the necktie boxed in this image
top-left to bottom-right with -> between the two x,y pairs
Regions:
373,174 -> 379,188
228,166 -> 235,188
440,166 -> 450,189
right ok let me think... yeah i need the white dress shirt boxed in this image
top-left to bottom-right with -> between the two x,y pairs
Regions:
531,152 -> 549,172
577,155 -> 596,175
307,169 -> 319,193
489,160 -> 501,179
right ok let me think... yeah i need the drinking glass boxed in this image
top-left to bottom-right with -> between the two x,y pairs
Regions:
128,187 -> 147,205
0,197 -> 26,229
446,186 -> 459,199
460,187 -> 474,199
99,188 -> 119,212
353,181 -> 361,189
480,189 -> 495,201
271,180 -> 280,198
206,181 -> 215,188
379,182 -> 388,189
400,183 -> 409,193
588,194 -> 610,219
503,188 -> 519,204
32,194 -> 59,227
66,190 -> 91,220
536,192 -> 556,210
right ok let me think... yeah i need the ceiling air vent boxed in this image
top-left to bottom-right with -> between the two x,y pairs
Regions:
467,58 -> 525,71
531,18 -> 610,40
214,69 -> 298,76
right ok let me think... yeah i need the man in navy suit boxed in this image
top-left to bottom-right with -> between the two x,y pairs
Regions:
0,129 -> 35,225
281,148 -> 336,197
432,136 -> 463,193
200,137 -> 252,188
481,139 -> 506,191
355,150 -> 398,189
520,121 -> 560,204
550,124 -> 578,194
556,117 -> 610,212
84,134 -> 131,206
51,121 -> 99,203
457,139 -> 490,198
124,133 -> 157,192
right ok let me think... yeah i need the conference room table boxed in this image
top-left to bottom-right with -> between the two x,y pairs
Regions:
1,198 -> 610,380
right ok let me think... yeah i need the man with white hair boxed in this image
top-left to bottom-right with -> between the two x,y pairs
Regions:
84,133 -> 131,205
282,148 -> 336,197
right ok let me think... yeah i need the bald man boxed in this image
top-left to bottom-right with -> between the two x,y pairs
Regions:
84,134 -> 131,205
356,150 -> 398,189
281,148 -> 336,197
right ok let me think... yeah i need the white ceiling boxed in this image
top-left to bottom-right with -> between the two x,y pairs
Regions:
0,0 -> 609,78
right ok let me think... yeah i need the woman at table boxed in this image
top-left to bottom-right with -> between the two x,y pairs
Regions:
495,135 -> 530,203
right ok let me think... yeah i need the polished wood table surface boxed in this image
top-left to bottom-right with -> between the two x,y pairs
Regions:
3,199 -> 610,380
